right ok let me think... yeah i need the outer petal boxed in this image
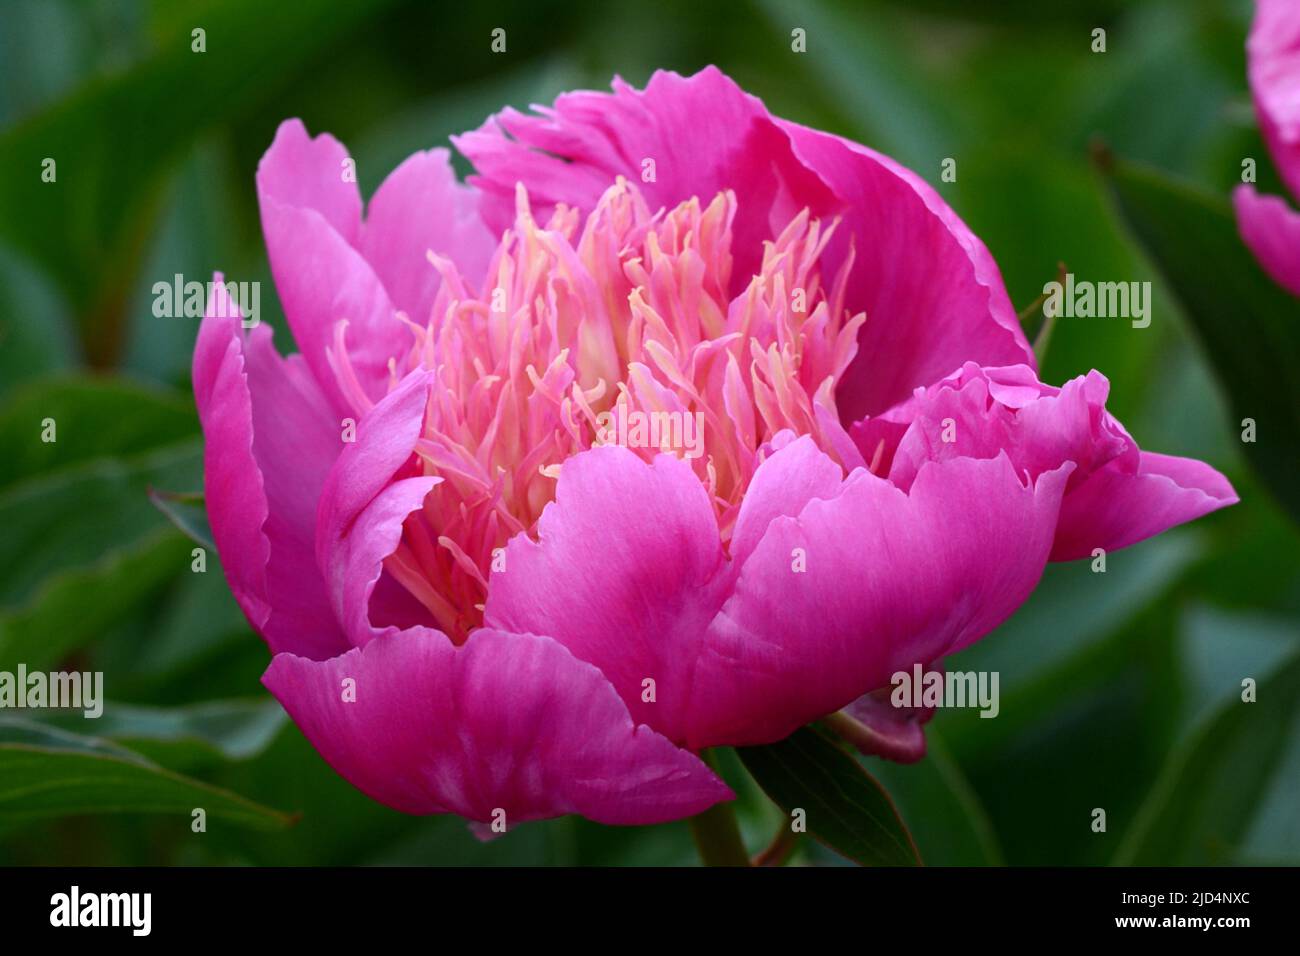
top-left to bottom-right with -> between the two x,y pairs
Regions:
484,445 -> 730,744
1052,451 -> 1239,561
859,363 -> 1237,562
359,148 -> 497,321
192,275 -> 348,660
687,455 -> 1072,748
454,67 -> 1032,417
1247,0 -> 1300,202
262,627 -> 731,824
1233,185 -> 1300,297
255,119 -> 362,246
776,120 -> 1033,417
257,122 -> 409,414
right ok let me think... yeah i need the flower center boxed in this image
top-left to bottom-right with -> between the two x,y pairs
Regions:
335,179 -> 865,642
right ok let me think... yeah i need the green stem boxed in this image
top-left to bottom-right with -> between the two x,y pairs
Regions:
688,749 -> 750,867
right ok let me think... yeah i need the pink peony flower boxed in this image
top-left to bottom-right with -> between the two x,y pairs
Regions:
1235,0 -> 1300,295
193,67 -> 1235,826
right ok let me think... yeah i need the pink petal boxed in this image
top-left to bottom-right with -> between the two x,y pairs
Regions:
1247,0 -> 1300,202
262,627 -> 731,824
454,67 -> 836,292
315,370 -> 435,646
293,395 -> 731,825
886,366 -> 1124,492
257,124 -> 409,414
192,276 -> 348,660
1051,451 -> 1239,561
330,476 -> 439,647
729,433 -> 844,567
839,684 -> 935,764
776,120 -> 1033,417
359,148 -> 496,322
866,363 -> 1237,562
1233,185 -> 1300,297
483,445 -> 730,744
256,119 -> 362,246
455,66 -> 1033,418
687,455 -> 1072,748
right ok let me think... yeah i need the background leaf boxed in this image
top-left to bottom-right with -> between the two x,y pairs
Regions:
1098,151 -> 1300,524
1115,647 -> 1300,865
38,698 -> 285,766
0,718 -> 292,830
0,527 -> 190,673
0,377 -> 197,489
738,726 -> 921,866
0,0 -> 402,365
869,731 -> 1003,866
148,488 -> 213,550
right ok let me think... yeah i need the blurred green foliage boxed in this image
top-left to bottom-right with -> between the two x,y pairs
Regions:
0,0 -> 1295,866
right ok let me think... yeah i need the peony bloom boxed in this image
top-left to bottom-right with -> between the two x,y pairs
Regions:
193,67 -> 1235,827
1235,0 -> 1300,295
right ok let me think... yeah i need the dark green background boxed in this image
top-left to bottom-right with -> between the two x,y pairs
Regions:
0,0 -> 1295,865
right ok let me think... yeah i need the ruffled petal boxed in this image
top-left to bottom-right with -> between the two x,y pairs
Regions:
192,275 -> 348,660
687,455 -> 1071,748
454,66 -> 1033,418
454,66 -> 837,292
263,627 -> 732,824
1051,450 -> 1239,561
861,363 -> 1237,561
885,366 -> 1124,492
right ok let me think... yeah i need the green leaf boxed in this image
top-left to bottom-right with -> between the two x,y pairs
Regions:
1179,604 -> 1300,732
1097,150 -> 1300,524
187,724 -> 411,866
0,718 -> 292,830
738,725 -> 921,866
0,0 -> 399,364
0,376 -> 197,491
128,567 -> 252,684
0,246 -> 77,401
0,438 -> 202,672
1115,649 -> 1300,865
39,699 -> 285,764
945,530 -> 1202,759
0,440 -> 201,605
868,731 -> 1003,866
148,487 -> 213,550
0,527 -> 189,673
